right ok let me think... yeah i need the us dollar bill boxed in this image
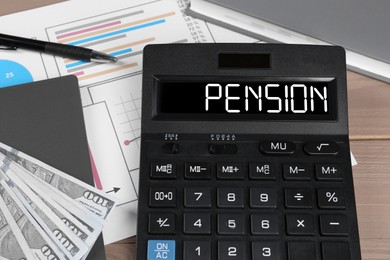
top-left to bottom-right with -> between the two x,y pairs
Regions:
0,180 -> 66,260
7,162 -> 103,239
0,188 -> 33,260
26,178 -> 98,247
0,142 -> 117,222
0,166 -> 88,260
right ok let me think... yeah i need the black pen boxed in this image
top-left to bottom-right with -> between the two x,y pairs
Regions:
0,33 -> 118,63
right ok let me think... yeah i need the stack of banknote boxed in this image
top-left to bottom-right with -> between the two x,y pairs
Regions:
0,142 -> 117,260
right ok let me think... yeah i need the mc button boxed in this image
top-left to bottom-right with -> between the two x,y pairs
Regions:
260,141 -> 295,155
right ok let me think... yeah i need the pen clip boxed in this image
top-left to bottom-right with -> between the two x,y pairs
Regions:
0,44 -> 17,50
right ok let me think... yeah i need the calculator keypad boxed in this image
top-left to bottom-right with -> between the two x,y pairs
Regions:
139,139 -> 359,260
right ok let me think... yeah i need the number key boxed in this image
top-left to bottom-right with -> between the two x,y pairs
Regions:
217,188 -> 244,208
185,187 -> 211,208
250,188 -> 277,208
251,214 -> 279,235
149,187 -> 176,208
184,241 -> 211,260
252,242 -> 279,260
183,213 -> 211,234
218,214 -> 245,235
218,241 -> 245,260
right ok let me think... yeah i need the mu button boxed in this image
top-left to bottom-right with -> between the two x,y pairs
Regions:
260,141 -> 295,155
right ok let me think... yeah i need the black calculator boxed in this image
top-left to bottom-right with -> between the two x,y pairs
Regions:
136,43 -> 361,260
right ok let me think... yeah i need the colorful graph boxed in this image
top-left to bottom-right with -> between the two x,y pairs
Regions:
0,60 -> 33,88
46,4 -> 189,85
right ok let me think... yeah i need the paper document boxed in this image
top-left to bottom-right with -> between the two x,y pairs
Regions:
0,0 -> 256,244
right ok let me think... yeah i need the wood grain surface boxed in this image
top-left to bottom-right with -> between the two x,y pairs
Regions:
0,0 -> 66,16
2,1 -> 390,259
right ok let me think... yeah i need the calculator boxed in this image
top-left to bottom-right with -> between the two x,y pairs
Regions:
136,43 -> 361,260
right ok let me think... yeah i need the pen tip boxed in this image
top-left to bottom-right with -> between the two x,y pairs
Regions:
90,50 -> 118,63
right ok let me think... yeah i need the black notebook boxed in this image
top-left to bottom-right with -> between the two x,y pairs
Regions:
0,75 -> 106,260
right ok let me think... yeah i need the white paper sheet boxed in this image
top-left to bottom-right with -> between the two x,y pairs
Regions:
0,0 -> 256,244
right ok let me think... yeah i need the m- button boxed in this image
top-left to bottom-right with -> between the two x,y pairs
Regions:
284,163 -> 310,180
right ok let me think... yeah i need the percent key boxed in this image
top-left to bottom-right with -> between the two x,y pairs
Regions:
318,189 -> 346,209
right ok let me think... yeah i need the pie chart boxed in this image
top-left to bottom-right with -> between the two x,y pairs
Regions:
0,60 -> 33,88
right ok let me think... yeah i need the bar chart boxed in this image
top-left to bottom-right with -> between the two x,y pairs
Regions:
45,1 -> 190,86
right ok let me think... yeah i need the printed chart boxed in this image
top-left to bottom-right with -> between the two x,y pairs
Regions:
83,75 -> 142,206
43,0 -> 207,243
0,60 -> 32,88
0,50 -> 48,88
0,0 -> 256,246
46,0 -> 190,86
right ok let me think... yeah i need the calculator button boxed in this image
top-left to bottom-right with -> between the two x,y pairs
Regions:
251,214 -> 279,235
322,242 -> 351,260
250,188 -> 277,208
150,163 -> 176,179
320,215 -> 348,236
249,163 -> 276,180
217,214 -> 245,235
259,141 -> 295,155
184,187 -> 211,208
162,142 -> 180,154
286,215 -> 314,236
318,189 -> 346,209
283,163 -> 310,180
149,187 -> 176,208
287,242 -> 316,260
183,213 -> 211,234
217,163 -> 243,179
304,142 -> 340,155
208,143 -> 238,155
218,241 -> 245,260
285,189 -> 312,209
185,163 -> 211,179
184,241 -> 211,260
217,188 -> 244,208
316,164 -> 343,181
148,240 -> 176,260
148,213 -> 176,234
252,242 -> 279,260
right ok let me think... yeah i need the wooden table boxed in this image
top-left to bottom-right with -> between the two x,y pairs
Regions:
2,3 -> 390,260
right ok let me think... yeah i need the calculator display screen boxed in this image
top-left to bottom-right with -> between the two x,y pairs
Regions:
155,78 -> 336,120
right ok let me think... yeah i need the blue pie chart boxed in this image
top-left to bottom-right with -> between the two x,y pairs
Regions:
0,60 -> 33,88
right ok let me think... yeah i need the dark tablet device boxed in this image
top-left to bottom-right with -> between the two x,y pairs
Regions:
0,75 -> 106,260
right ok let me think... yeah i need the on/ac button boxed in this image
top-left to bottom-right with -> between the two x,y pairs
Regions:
260,141 -> 296,155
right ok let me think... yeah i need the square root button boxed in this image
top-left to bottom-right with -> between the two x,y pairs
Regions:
148,240 -> 176,260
